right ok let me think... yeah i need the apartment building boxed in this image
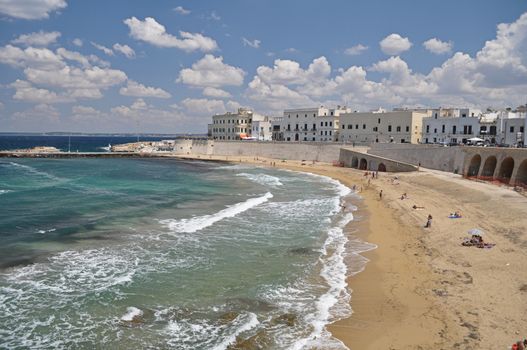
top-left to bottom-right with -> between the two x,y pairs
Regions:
209,108 -> 272,140
274,106 -> 350,142
339,110 -> 427,144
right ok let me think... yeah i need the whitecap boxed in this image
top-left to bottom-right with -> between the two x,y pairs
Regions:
120,307 -> 143,322
236,173 -> 283,187
160,192 -> 273,233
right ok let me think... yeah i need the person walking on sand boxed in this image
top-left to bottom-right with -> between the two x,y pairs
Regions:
379,190 -> 383,199
424,214 -> 432,228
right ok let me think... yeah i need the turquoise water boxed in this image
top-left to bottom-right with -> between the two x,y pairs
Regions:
0,158 -> 373,349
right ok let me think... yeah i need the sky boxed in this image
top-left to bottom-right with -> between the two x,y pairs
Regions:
0,0 -> 526,134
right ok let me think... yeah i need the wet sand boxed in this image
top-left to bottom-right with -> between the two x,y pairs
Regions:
177,154 -> 527,349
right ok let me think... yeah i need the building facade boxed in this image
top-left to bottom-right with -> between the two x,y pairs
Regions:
339,110 -> 427,145
274,106 -> 350,142
209,108 -> 273,140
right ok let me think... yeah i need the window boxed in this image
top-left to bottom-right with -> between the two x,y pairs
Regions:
388,125 -> 392,132
521,126 -> 525,133
468,125 -> 473,134
434,113 -> 438,118
373,127 -> 378,132
355,124 -> 359,129
329,131 -> 332,135
396,126 -> 401,132
320,122 -> 323,127
510,126 -> 515,133
305,114 -> 307,117
378,118 -> 381,124
406,126 -> 409,132
426,125 -> 430,133
434,128 -> 437,133
287,124 -> 291,131
362,124 -> 366,129
325,122 -> 328,127
320,131 -> 323,135
331,111 -> 334,116
329,122 -> 332,127
442,125 -> 445,133
452,125 -> 457,134
312,123 -> 316,130
462,113 -> 467,117
324,131 -> 328,135
348,125 -> 352,129
342,125 -> 345,129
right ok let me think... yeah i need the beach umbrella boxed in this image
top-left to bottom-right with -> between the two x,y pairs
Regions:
468,228 -> 484,236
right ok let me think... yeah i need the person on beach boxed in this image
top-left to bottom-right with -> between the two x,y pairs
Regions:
424,214 -> 432,228
379,190 -> 383,199
413,205 -> 424,210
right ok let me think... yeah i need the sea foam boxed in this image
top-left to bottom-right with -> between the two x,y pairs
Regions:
161,192 -> 273,233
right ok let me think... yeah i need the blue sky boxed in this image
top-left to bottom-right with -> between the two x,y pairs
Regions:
0,0 -> 526,133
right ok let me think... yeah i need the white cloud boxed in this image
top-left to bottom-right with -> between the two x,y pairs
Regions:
72,38 -> 83,47
72,105 -> 101,116
344,44 -> 368,56
209,11 -> 221,21
181,98 -> 226,115
119,80 -> 171,98
91,42 -> 114,56
11,80 -> 72,103
124,17 -> 218,52
177,54 -> 245,87
202,87 -> 231,98
423,38 -> 453,55
113,43 -> 135,58
380,34 -> 412,55
0,45 -> 64,69
25,65 -> 127,90
256,56 -> 331,86
242,37 -> 261,48
173,6 -> 190,15
12,31 -> 61,46
0,0 -> 67,20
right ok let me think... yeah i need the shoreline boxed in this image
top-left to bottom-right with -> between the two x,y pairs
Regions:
175,154 -> 527,349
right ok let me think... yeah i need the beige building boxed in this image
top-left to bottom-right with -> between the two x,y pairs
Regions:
339,110 -> 427,145
210,108 -> 262,140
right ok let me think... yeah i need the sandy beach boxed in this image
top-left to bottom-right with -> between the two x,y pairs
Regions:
177,154 -> 527,349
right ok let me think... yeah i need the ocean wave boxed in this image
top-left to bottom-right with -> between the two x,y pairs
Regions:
5,162 -> 64,182
120,306 -> 143,322
236,173 -> 283,187
160,192 -> 273,233
0,189 -> 12,195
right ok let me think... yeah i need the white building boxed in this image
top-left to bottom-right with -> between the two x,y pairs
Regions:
422,108 -> 484,145
275,106 -> 350,142
339,110 -> 427,145
251,116 -> 273,141
495,110 -> 526,146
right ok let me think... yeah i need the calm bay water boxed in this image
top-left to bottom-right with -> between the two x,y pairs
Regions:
0,157 -> 374,349
0,134 -> 171,152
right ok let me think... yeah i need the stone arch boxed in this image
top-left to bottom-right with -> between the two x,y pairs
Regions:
351,156 -> 359,168
467,154 -> 481,177
481,156 -> 497,178
516,159 -> 527,186
497,157 -> 514,183
378,163 -> 387,172
359,158 -> 368,170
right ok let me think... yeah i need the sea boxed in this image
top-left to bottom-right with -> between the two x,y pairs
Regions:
0,136 -> 376,349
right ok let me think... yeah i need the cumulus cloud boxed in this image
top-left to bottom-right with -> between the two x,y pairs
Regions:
202,87 -> 231,98
91,42 -> 114,56
0,45 -> 64,69
256,56 -> 331,86
242,37 -> 261,48
0,0 -> 67,20
72,38 -> 83,47
344,44 -> 368,56
124,17 -> 218,52
119,80 -> 171,98
173,6 -> 190,15
11,80 -> 72,103
177,54 -> 245,87
181,98 -> 227,115
113,43 -> 135,58
423,38 -> 453,54
380,34 -> 412,55
12,31 -> 61,46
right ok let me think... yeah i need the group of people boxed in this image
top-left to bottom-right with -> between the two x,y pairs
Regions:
462,234 -> 495,249
511,339 -> 527,350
